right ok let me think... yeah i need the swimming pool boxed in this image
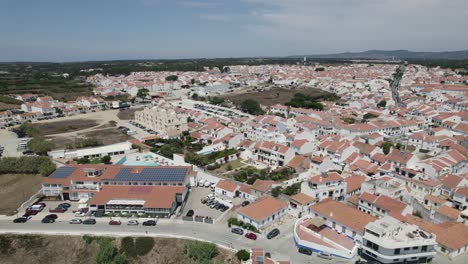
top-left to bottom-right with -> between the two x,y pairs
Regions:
124,161 -> 160,166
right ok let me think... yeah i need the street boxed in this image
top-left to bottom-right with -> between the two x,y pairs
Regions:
0,217 -> 349,264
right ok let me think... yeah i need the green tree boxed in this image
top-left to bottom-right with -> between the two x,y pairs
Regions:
236,249 -> 250,261
209,96 -> 224,105
137,88 -> 149,98
165,75 -> 178,81
377,100 -> 387,108
27,137 -> 54,155
271,187 -> 282,197
101,155 -> 112,164
191,93 -> 199,100
240,99 -> 264,115
381,141 -> 393,155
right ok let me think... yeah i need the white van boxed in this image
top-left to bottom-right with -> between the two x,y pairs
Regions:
198,179 -> 206,187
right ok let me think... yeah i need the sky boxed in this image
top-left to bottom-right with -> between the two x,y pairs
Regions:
0,0 -> 467,62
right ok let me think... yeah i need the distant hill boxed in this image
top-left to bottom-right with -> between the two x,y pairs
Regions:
291,50 -> 468,60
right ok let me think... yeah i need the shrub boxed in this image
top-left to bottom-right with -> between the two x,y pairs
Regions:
96,239 -> 126,264
183,241 -> 218,262
0,156 -> 56,176
120,237 -> 137,258
236,249 -> 250,261
135,237 -> 155,256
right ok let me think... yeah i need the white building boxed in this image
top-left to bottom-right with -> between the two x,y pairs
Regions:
48,141 -> 132,160
135,105 -> 188,137
362,216 -> 437,264
301,172 -> 347,202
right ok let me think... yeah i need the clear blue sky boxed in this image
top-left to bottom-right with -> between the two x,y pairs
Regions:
1,0 -> 467,62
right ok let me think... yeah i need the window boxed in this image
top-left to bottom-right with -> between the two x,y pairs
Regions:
395,248 -> 401,254
404,247 -> 410,251
412,246 -> 418,250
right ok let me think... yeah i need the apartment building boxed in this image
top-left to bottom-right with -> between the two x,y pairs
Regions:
253,141 -> 295,167
301,171 -> 347,202
362,216 -> 437,264
42,165 -> 194,217
135,106 -> 188,137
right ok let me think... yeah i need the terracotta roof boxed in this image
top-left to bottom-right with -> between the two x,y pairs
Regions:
373,195 -> 408,216
455,186 -> 468,197
424,194 -> 446,205
215,179 -> 238,193
252,179 -> 276,193
436,205 -> 460,220
88,185 -> 184,209
239,184 -> 252,194
290,193 -> 315,205
359,192 -> 378,203
345,175 -> 366,193
237,197 -> 288,222
309,172 -> 344,184
309,199 -> 377,233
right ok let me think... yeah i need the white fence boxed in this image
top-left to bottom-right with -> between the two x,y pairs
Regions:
16,189 -> 43,213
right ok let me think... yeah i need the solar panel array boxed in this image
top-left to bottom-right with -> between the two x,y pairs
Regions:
110,167 -> 188,183
48,167 -> 77,179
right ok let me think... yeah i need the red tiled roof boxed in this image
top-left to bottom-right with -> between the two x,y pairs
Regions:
309,199 -> 377,233
215,179 -> 238,193
238,197 -> 288,222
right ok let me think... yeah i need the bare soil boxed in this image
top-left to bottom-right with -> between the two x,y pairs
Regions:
31,119 -> 99,135
0,235 -> 240,264
117,108 -> 138,120
0,102 -> 19,111
78,128 -> 132,145
222,87 -> 327,106
0,174 -> 43,215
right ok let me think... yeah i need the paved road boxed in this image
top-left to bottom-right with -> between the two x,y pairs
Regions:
0,129 -> 23,157
391,64 -> 405,106
0,218 -> 349,264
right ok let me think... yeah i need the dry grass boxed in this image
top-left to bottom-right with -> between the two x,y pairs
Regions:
117,108 -> 138,120
223,87 -> 327,106
0,102 -> 19,111
31,119 -> 99,135
0,174 -> 43,215
78,128 -> 132,145
0,235 -> 240,264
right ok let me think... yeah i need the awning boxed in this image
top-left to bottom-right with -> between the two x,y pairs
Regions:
107,199 -> 145,206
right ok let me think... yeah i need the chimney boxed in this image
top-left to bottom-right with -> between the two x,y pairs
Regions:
330,212 -> 333,217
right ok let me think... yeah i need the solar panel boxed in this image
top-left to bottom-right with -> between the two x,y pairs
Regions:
48,167 -> 77,179
108,167 -> 188,183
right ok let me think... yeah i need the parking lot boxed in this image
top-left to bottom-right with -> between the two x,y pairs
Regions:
181,186 -> 230,220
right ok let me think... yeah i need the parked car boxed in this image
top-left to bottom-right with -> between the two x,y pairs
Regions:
241,201 -> 250,207
69,219 -> 82,224
317,252 -> 332,260
25,209 -> 40,215
267,228 -> 280,239
49,207 -> 67,213
83,218 -> 97,225
231,228 -> 244,235
210,201 -> 219,209
75,212 -> 86,217
13,217 -> 29,223
127,220 -> 139,226
204,181 -> 212,188
59,203 -> 71,208
42,217 -> 55,223
244,232 -> 257,240
109,220 -> 121,225
142,220 -> 156,226
35,202 -> 47,208
298,247 -> 313,256
186,210 -> 195,217
200,197 -> 208,204
45,214 -> 58,220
